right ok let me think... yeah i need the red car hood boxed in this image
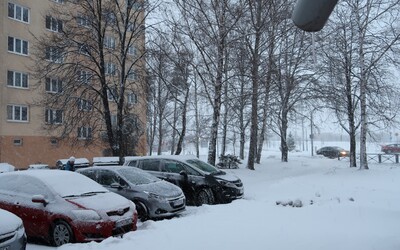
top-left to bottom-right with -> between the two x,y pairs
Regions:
66,192 -> 133,212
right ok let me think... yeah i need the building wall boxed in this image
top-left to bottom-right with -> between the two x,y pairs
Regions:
0,0 -> 147,169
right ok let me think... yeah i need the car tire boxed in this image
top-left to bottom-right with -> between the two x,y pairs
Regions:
135,201 -> 149,222
196,188 -> 215,206
51,220 -> 74,247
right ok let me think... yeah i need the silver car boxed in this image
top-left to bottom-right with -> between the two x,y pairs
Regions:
78,166 -> 186,221
0,208 -> 27,250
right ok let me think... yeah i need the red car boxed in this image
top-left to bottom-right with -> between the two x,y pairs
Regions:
381,144 -> 400,154
0,170 -> 137,246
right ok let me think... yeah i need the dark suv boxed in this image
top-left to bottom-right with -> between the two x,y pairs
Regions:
123,156 -> 244,206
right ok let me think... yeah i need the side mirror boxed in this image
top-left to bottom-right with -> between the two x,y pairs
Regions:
32,195 -> 48,207
179,170 -> 188,180
292,0 -> 338,32
110,182 -> 123,190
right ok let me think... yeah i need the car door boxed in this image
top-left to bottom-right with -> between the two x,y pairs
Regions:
10,176 -> 52,238
97,170 -> 130,198
162,159 -> 204,201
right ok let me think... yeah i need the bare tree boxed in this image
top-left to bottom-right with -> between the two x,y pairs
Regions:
319,0 -> 400,169
31,0 -> 151,161
170,0 -> 243,165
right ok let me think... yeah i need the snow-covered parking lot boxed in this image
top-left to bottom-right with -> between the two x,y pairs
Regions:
27,152 -> 400,250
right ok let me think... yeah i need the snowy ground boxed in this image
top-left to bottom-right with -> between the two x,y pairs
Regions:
27,152 -> 400,250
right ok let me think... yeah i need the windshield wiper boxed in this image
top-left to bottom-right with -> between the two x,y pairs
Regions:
81,191 -> 107,196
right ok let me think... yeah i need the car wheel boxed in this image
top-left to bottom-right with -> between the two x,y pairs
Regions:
196,188 -> 215,206
51,221 -> 74,247
135,201 -> 149,222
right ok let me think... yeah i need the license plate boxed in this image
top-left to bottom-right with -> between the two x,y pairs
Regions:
115,217 -> 132,228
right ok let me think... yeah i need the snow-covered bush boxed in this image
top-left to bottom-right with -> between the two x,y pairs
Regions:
217,154 -> 241,169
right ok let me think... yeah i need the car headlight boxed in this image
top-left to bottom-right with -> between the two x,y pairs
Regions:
72,209 -> 102,221
16,223 -> 25,238
216,179 -> 236,188
144,191 -> 165,200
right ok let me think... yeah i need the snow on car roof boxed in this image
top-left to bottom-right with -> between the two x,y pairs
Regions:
0,163 -> 15,173
92,157 -> 120,165
0,170 -> 108,197
124,154 -> 198,162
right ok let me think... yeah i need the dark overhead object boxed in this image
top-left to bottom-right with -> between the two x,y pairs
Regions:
292,0 -> 339,32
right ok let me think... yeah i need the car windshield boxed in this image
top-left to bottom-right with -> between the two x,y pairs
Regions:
185,159 -> 223,175
116,168 -> 159,185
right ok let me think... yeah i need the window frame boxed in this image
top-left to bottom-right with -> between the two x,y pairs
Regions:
7,104 -> 29,122
78,126 -> 92,139
45,47 -> 64,63
45,77 -> 63,93
7,70 -> 29,89
8,2 -> 30,23
46,15 -> 63,32
45,108 -> 63,124
8,36 -> 29,56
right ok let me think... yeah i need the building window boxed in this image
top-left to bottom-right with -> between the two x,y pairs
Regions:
45,77 -> 63,93
77,99 -> 92,111
77,15 -> 91,27
127,92 -> 137,105
105,62 -> 116,76
78,126 -> 92,139
46,16 -> 63,32
127,69 -> 136,80
111,114 -> 118,127
107,87 -> 118,101
7,105 -> 28,122
45,109 -> 63,124
7,70 -> 28,88
45,47 -> 64,63
128,45 -> 136,55
78,70 -> 92,84
8,36 -> 28,55
104,36 -> 115,49
8,3 -> 29,23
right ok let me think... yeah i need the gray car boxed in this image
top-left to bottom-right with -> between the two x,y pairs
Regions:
0,208 -> 27,250
78,166 -> 186,221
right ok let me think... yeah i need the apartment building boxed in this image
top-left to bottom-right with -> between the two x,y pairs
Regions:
0,0 -> 147,169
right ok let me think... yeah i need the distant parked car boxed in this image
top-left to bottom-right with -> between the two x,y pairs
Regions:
316,146 -> 349,158
0,163 -> 15,173
78,166 -> 186,221
123,155 -> 244,206
28,164 -> 50,170
0,208 -> 27,250
92,157 -> 120,166
56,158 -> 90,170
0,170 -> 137,246
381,144 -> 400,154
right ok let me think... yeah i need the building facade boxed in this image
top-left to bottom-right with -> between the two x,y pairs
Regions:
0,0 -> 147,169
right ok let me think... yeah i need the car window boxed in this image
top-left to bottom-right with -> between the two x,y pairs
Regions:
127,160 -> 137,167
80,170 -> 97,181
98,170 -> 120,186
186,159 -> 219,174
140,160 -> 161,171
164,160 -> 186,173
117,168 -> 159,185
0,175 -> 52,198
